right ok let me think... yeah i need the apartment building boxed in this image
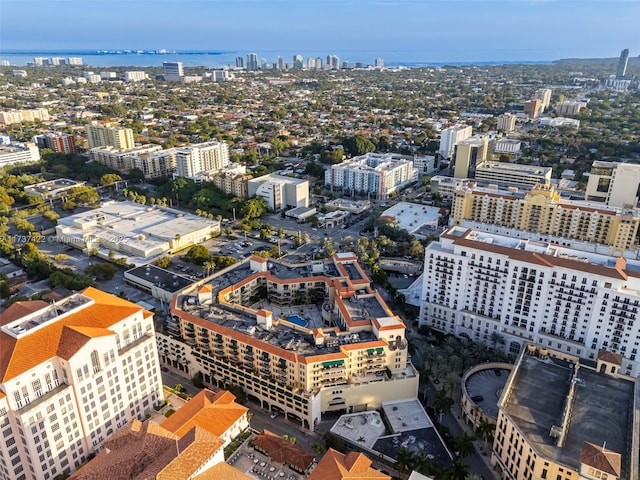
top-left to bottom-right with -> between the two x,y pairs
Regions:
161,253 -> 418,431
496,114 -> 516,133
523,100 -> 543,119
123,71 -> 147,83
175,141 -> 229,180
474,162 -> 552,189
0,109 -> 49,126
90,144 -> 162,173
451,184 -> 640,256
0,143 -> 40,168
556,100 -> 586,116
34,133 -> 77,154
585,161 -> 640,208
210,171 -> 251,198
85,124 -> 135,150
248,173 -> 309,211
419,226 -> 640,377
438,124 -> 472,160
534,88 -> 552,112
325,153 -> 417,201
0,288 -> 164,480
162,62 -> 184,81
492,345 -> 637,480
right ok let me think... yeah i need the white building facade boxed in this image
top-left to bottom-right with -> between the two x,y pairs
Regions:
175,141 -> 229,179
419,226 -> 640,377
325,153 -> 417,200
0,288 -> 164,480
438,125 -> 472,160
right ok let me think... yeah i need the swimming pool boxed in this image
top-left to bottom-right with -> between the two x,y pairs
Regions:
287,315 -> 308,327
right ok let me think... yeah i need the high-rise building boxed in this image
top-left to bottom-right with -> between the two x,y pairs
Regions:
124,71 -> 147,82
617,48 -> 629,78
34,132 -> 77,154
175,140 -> 229,179
235,56 -> 244,68
306,57 -> 316,69
491,346 -> 638,480
315,57 -> 323,70
453,135 -> 489,179
438,124 -> 472,160
419,226 -> 640,376
452,183 -> 640,256
85,123 -> 135,150
585,161 -> 640,207
375,57 -> 384,68
67,57 -> 83,65
534,88 -> 552,112
278,56 -> 284,70
474,162 -> 552,189
327,55 -> 340,70
496,113 -> 516,132
524,99 -> 543,119
0,288 -> 164,480
162,61 -> 184,81
292,54 -> 304,70
0,142 -> 40,168
246,53 -> 258,71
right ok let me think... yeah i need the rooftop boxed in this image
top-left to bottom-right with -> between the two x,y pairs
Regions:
502,353 -> 635,477
126,264 -> 194,293
308,449 -> 389,480
381,202 -> 441,233
24,178 -> 83,194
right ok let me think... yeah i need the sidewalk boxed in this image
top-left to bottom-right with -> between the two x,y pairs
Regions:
427,381 -> 500,480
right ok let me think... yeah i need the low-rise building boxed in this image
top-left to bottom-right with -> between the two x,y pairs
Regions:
309,449 -> 390,480
25,178 -> 85,200
324,199 -> 372,215
209,171 -> 251,198
125,264 -> 194,303
34,132 -> 77,154
492,345 -> 638,480
0,142 -> 40,168
494,138 -> 521,154
55,201 -> 220,263
380,202 -> 442,239
69,389 -> 249,480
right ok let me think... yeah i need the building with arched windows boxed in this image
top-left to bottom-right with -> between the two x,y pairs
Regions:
0,288 -> 163,480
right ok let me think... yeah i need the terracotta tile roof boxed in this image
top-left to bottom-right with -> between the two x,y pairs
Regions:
193,462 -> 254,480
156,427 -> 224,480
597,349 -> 624,366
160,389 -> 248,439
308,448 -> 389,480
252,430 -> 315,473
0,287 -> 144,382
580,441 -> 621,477
198,285 -> 213,293
0,300 -> 49,326
56,325 -> 114,360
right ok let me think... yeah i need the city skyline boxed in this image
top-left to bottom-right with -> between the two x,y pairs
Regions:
1,1 -> 639,62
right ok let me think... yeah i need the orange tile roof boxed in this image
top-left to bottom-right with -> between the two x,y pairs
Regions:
156,428 -> 224,480
56,325 -> 115,360
160,389 -> 248,439
308,449 -> 389,480
193,463 -> 254,480
0,287 -> 144,382
597,349 -> 623,366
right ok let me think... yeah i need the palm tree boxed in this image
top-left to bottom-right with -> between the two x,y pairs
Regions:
477,419 -> 496,451
203,261 -> 215,277
395,448 -> 416,474
454,433 -> 474,458
448,458 -> 469,480
490,332 -> 505,351
432,389 -> 454,422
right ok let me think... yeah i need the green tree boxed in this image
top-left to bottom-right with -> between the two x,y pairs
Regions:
184,245 -> 211,265
85,263 -> 118,280
155,256 -> 172,268
99,173 -> 122,186
242,197 -> 267,219
454,433 -> 474,458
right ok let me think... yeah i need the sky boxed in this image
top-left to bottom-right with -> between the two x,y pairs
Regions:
1,0 -> 639,62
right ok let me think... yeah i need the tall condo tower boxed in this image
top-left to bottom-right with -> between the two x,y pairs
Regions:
617,48 -> 629,78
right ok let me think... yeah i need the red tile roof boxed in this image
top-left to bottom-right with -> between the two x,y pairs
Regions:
580,441 -> 621,477
0,300 -> 49,326
193,463 -> 254,480
252,430 -> 315,472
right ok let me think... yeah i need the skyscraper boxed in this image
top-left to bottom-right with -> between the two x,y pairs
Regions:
162,61 -> 184,81
375,57 -> 384,68
246,53 -> 258,71
235,56 -> 244,68
278,56 -> 284,70
292,54 -> 304,70
617,48 -> 629,78
85,123 -> 135,150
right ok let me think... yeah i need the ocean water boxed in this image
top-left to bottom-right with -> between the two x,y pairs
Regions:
0,49 -> 554,69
